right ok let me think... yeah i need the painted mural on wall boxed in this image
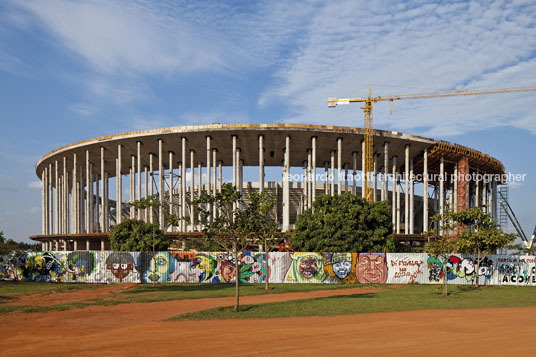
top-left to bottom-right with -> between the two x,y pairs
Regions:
2,251 -> 536,286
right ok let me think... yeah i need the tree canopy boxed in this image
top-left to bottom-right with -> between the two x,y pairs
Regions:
108,219 -> 168,252
0,231 -> 40,254
290,193 -> 394,252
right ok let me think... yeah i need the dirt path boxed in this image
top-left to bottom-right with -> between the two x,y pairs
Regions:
6,284 -> 136,306
2,286 -> 535,356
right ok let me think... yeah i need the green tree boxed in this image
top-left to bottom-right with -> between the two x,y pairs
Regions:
108,219 -> 168,252
0,231 -> 41,254
290,193 -> 394,252
425,219 -> 457,296
447,208 -> 516,287
188,183 -> 277,311
235,190 -> 278,290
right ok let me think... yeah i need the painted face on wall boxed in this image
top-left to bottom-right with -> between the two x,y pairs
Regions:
331,253 -> 353,279
108,262 -> 133,280
220,260 -> 236,282
357,253 -> 387,284
146,252 -> 170,283
298,257 -> 318,279
106,252 -> 135,281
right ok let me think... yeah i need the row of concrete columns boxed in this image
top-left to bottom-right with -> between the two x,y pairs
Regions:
41,135 -> 499,236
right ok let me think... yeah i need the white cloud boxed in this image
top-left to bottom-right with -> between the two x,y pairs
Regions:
262,0 -> 536,137
14,0 -> 226,75
28,181 -> 41,189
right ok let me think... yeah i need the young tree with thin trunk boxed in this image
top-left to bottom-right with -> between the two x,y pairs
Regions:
446,208 -> 516,287
425,215 -> 457,296
186,184 -> 276,311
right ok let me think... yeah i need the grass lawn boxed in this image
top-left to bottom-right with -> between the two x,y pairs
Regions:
170,284 -> 536,320
0,282 -> 360,314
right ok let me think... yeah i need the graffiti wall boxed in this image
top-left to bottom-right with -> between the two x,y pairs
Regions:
1,251 -> 535,286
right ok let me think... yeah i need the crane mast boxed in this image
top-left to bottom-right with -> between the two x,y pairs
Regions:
328,85 -> 536,203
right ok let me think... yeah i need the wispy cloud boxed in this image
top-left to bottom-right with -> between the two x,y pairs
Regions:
27,181 -> 41,189
262,0 -> 536,136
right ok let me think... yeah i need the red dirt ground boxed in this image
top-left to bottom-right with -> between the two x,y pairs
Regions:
1,285 -> 535,356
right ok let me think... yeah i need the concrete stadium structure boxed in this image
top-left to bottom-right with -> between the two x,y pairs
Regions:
31,124 -> 505,250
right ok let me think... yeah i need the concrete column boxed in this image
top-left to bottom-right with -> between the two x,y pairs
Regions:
130,155 -> 135,219
324,163 -> 329,195
212,149 -> 217,219
116,144 -> 122,225
168,151 -> 174,230
135,142 -> 141,220
101,238 -> 105,251
72,153 -> 78,233
330,150 -> 335,196
212,149 -> 217,196
352,152 -> 357,195
337,138 -> 342,195
149,153 -> 154,223
177,163 -> 181,230
158,139 -> 164,230
182,138 -> 187,231
383,142 -> 389,202
85,151 -> 91,232
99,147 -> 105,231
361,140 -> 365,198
312,136 -> 317,203
104,172 -> 109,231
345,164 -> 349,193
48,163 -> 53,234
475,169 -> 480,208
307,150 -> 312,208
482,179 -> 488,213
218,161 -> 222,192
259,135 -> 264,193
283,135 -> 290,231
79,168 -> 84,232
206,136 -> 211,197
190,149 -> 195,231
492,179 -> 497,220
440,156 -> 445,229
94,172 -> 99,232
392,156 -> 397,232
302,164 -> 307,211
453,164 -> 458,212
409,158 -> 414,234
86,239 -> 90,251
55,160 -> 59,234
41,169 -> 46,234
373,154 -> 377,202
63,156 -> 68,233
237,148 -> 242,204
239,157 -> 244,200
396,177 -> 401,234
404,145 -> 409,234
232,135 -> 237,186
144,165 -> 148,222
197,161 -> 202,198
74,240 -> 78,251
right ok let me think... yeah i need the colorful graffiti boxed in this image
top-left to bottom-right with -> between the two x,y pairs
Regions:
1,251 -> 536,286
284,252 -> 326,283
324,253 -> 358,283
357,253 -> 388,284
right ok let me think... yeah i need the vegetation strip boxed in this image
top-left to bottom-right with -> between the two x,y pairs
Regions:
170,285 -> 536,320
0,282 -> 360,314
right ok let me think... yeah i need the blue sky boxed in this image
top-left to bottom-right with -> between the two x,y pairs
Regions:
0,0 -> 535,243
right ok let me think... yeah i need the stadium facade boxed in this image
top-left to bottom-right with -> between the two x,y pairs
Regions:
31,124 -> 505,250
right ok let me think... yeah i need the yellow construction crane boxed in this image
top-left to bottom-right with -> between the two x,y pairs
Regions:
328,85 -> 536,202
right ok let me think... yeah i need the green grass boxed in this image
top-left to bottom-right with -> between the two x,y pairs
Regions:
0,282 -> 359,314
169,285 -> 536,320
112,282 -> 360,303
0,281 -> 99,301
